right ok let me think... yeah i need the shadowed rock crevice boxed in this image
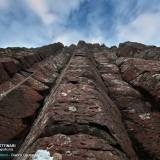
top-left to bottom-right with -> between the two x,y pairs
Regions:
39,123 -> 118,146
130,85 -> 159,112
127,128 -> 156,160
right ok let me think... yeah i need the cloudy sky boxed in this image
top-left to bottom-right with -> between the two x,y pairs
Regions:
0,0 -> 160,47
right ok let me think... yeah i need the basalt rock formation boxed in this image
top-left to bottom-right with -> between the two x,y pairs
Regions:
0,41 -> 160,160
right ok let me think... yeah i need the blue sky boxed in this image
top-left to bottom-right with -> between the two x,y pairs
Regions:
0,0 -> 160,47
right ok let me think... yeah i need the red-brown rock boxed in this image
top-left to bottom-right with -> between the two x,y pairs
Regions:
0,85 -> 42,118
0,63 -> 9,84
0,116 -> 26,141
0,58 -> 19,76
26,134 -> 128,160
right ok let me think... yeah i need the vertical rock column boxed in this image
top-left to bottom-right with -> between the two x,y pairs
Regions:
93,51 -> 160,160
0,47 -> 72,158
18,51 -> 137,160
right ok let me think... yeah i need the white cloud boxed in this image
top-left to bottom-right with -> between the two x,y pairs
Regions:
117,12 -> 160,45
26,0 -> 84,25
54,29 -> 105,45
0,0 -> 10,9
53,0 -> 108,45
26,0 -> 56,25
2,0 -> 160,47
48,0 -> 84,17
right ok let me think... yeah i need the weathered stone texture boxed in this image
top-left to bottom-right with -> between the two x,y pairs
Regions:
0,44 -> 69,150
0,41 -> 160,160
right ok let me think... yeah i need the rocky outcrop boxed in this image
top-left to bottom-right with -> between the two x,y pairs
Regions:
94,50 -> 160,160
0,43 -> 69,154
0,41 -> 160,160
117,41 -> 160,60
117,58 -> 160,109
17,51 -> 137,160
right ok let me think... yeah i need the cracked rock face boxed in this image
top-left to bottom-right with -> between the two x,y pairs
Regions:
118,58 -> 160,110
0,41 -> 160,160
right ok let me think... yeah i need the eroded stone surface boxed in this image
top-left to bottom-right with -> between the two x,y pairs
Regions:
118,58 -> 160,111
94,48 -> 160,160
26,134 -> 128,160
17,53 -> 137,160
0,44 -> 69,145
0,41 -> 160,160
